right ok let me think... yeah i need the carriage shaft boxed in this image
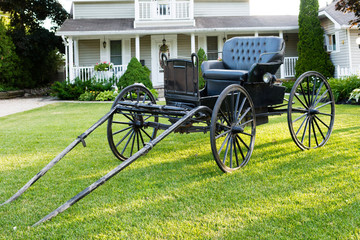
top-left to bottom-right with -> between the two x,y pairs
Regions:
0,107 -> 117,207
32,106 -> 212,227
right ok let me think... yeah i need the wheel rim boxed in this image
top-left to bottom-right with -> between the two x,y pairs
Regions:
107,85 -> 158,161
210,85 -> 256,172
288,72 -> 335,150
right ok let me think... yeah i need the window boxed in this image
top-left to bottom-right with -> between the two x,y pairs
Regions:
325,32 -> 339,52
207,36 -> 219,60
159,4 -> 169,16
110,40 -> 122,65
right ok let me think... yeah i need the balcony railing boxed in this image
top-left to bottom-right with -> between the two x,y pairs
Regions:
337,65 -> 360,78
136,0 -> 193,21
71,65 -> 127,83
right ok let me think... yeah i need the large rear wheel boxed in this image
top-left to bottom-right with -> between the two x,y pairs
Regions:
287,71 -> 335,150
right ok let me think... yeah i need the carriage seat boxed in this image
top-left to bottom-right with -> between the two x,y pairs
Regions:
201,37 -> 285,95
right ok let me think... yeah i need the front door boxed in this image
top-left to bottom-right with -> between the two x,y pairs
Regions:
151,35 -> 177,87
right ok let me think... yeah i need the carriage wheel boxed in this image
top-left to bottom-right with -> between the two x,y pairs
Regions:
107,84 -> 158,161
210,84 -> 256,173
287,71 -> 335,150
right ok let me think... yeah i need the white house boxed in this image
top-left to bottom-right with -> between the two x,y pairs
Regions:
56,0 -> 299,87
319,1 -> 360,78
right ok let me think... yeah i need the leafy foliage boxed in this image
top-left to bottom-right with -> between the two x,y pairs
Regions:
295,0 -> 334,78
0,0 -> 69,88
328,75 -> 360,103
95,90 -> 118,101
336,0 -> 360,28
117,58 -> 153,90
349,88 -> 360,102
197,48 -> 208,89
0,19 -> 21,87
51,77 -> 116,100
281,80 -> 296,93
94,62 -> 113,72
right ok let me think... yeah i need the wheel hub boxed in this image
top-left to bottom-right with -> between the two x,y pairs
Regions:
308,108 -> 319,115
231,126 -> 244,134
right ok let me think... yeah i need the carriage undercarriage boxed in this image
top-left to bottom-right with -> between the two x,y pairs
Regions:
1,37 -> 335,226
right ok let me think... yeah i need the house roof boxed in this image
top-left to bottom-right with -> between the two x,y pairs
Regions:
319,0 -> 356,28
56,15 -> 298,36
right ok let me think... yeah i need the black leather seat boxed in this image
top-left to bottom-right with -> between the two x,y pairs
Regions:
201,37 -> 285,95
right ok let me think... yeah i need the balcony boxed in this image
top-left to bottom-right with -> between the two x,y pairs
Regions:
134,0 -> 195,28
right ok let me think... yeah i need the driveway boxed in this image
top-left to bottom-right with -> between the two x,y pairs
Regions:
0,97 -> 59,117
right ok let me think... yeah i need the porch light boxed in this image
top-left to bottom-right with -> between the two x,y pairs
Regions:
160,37 -> 169,53
103,41 -> 107,48
356,35 -> 360,49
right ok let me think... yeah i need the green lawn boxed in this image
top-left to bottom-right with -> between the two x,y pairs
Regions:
0,102 -> 359,239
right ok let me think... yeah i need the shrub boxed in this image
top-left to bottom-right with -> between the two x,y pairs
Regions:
281,80 -> 296,93
94,61 -> 113,72
349,88 -> 360,103
78,91 -> 98,101
51,77 -> 116,100
117,58 -> 152,90
328,75 -> 360,103
95,90 -> 118,101
197,48 -> 208,89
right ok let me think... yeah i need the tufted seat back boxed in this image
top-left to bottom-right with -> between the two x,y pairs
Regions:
222,37 -> 284,70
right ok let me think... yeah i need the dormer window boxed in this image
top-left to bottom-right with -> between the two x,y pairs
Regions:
158,3 -> 170,16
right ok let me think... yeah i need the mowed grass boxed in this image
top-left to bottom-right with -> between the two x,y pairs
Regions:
0,102 -> 359,239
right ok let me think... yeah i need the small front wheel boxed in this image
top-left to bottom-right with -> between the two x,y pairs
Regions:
107,84 -> 158,161
287,71 -> 335,150
210,84 -> 256,173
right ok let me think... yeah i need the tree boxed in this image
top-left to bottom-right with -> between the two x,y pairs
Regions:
117,58 -> 153,90
0,0 -> 68,88
335,0 -> 360,28
0,19 -> 21,86
295,0 -> 334,78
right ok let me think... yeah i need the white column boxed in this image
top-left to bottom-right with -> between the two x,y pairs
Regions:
191,33 -> 195,54
279,31 -> 285,79
68,37 -> 74,82
198,35 -> 207,53
217,35 -> 223,59
74,39 -> 79,66
254,32 -> 259,37
136,35 -> 140,60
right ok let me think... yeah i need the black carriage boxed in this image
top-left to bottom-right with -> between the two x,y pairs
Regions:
1,37 -> 335,226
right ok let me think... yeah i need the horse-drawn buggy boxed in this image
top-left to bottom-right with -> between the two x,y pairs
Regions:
1,37 -> 335,226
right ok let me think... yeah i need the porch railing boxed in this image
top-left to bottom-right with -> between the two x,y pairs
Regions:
283,57 -> 298,78
136,0 -> 193,20
337,65 -> 360,78
71,65 -> 127,82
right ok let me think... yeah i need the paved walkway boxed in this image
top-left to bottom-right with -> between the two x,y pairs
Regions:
0,97 -> 60,118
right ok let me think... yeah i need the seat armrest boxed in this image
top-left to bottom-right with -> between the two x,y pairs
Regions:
201,60 -> 225,73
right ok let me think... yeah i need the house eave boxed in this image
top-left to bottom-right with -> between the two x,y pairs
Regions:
56,26 -> 298,37
319,10 -> 342,29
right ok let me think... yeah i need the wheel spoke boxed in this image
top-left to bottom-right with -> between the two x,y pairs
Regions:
130,130 -> 136,156
308,117 -> 312,148
112,126 -> 132,136
236,135 -> 250,150
295,116 -> 308,136
234,92 -> 241,121
229,138 -> 233,168
219,108 -> 231,126
306,76 -> 311,107
121,130 -> 135,154
233,139 -> 240,167
139,130 -> 145,147
239,119 -> 254,128
235,107 -> 251,125
317,112 -> 333,117
313,118 -> 326,140
112,121 -> 133,125
236,98 -> 247,120
140,128 -> 153,140
137,130 -> 140,151
299,83 -> 310,107
293,113 -> 307,123
235,137 -> 245,161
312,120 -> 319,146
310,77 -> 317,105
314,115 -> 330,129
223,137 -> 231,164
312,81 -> 324,106
116,129 -> 133,148
218,134 -> 230,155
314,89 -> 329,107
216,129 -> 231,140
294,93 -> 308,109
301,117 -> 309,144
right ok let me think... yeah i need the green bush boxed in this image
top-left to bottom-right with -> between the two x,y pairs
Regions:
117,58 -> 152,90
51,77 -> 116,100
197,48 -> 208,89
95,90 -> 118,101
328,75 -> 360,103
281,80 -> 296,93
349,88 -> 360,103
78,91 -> 98,101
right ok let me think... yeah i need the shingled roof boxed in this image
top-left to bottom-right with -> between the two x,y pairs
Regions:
319,0 -> 356,27
56,15 -> 298,36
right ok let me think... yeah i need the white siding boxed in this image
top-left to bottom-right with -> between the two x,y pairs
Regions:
74,2 -> 134,19
194,1 -> 249,17
321,18 -> 350,69
349,29 -> 360,67
78,39 -> 100,66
